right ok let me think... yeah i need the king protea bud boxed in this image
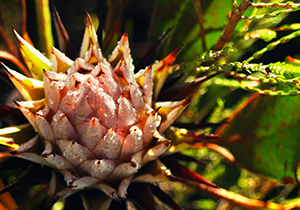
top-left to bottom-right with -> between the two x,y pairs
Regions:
2,13 -> 189,201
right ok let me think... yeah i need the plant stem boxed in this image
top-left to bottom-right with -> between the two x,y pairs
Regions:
194,0 -> 206,51
213,0 -> 253,52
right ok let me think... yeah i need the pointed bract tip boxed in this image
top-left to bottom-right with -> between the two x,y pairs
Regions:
177,43 -> 185,50
12,28 -> 22,44
85,11 -> 92,25
90,42 -> 95,48
0,62 -> 12,76
182,98 -> 191,106
111,191 -> 121,201
43,69 -> 49,76
158,27 -> 173,41
13,100 -> 20,107
119,32 -> 128,46
164,44 -> 184,65
122,31 -> 128,39
155,106 -> 161,113
50,0 -> 61,23
9,150 -> 17,155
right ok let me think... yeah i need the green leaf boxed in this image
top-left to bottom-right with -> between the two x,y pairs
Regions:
216,94 -> 300,182
150,0 -> 231,62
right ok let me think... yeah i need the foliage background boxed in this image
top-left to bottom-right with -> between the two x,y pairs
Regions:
1,0 -> 300,209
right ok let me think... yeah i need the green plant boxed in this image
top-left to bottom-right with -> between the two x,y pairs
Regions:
1,0 -> 300,209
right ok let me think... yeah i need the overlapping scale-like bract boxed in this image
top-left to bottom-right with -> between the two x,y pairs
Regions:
6,15 -> 189,201
34,34 -> 168,196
